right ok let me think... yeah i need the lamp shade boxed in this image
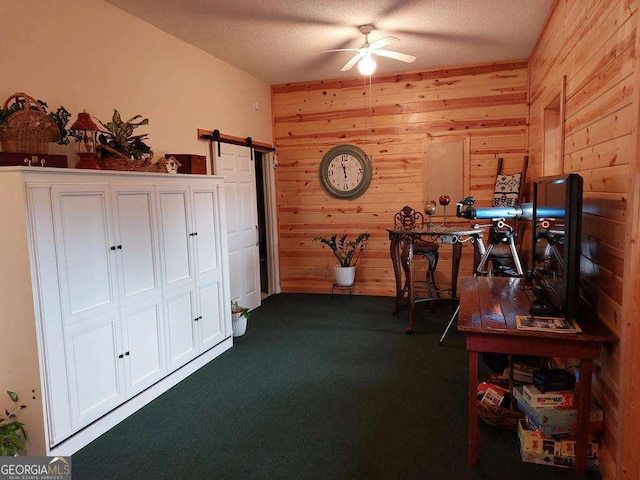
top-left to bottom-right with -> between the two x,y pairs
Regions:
70,111 -> 98,131
358,54 -> 376,76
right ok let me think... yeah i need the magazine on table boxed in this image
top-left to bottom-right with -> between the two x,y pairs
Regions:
515,315 -> 582,333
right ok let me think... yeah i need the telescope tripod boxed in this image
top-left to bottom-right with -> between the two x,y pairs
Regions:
475,219 -> 524,277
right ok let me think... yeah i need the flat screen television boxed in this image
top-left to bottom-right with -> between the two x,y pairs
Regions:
529,173 -> 583,320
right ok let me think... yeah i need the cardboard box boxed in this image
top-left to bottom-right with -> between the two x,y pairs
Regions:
480,386 -> 505,408
517,419 -> 556,454
519,445 -> 600,471
522,384 -> 575,408
513,386 -> 603,435
526,414 -> 604,436
518,420 -> 599,459
518,420 -> 600,470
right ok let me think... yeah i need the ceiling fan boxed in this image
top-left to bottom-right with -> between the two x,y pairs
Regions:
322,25 -> 416,74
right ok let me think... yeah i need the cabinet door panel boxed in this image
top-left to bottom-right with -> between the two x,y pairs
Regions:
28,186 -> 74,444
53,186 -> 117,318
113,188 -> 159,300
157,189 -> 193,287
198,278 -> 226,350
123,299 -> 165,394
65,315 -> 125,427
192,189 -> 220,277
165,288 -> 197,369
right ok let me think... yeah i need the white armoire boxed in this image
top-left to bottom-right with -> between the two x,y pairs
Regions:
0,167 -> 232,456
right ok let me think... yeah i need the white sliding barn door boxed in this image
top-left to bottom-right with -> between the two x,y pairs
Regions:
215,143 -> 260,310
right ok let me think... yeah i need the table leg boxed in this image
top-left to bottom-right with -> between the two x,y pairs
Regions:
575,359 -> 593,477
451,239 -> 463,298
389,233 -> 403,316
472,236 -> 484,274
469,350 -> 479,465
406,238 -> 416,334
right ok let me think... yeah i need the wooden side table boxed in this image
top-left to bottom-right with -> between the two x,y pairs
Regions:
458,276 -> 616,477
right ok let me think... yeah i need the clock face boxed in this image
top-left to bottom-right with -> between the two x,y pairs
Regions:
319,145 -> 372,200
327,153 -> 363,192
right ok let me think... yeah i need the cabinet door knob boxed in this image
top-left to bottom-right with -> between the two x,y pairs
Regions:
117,245 -> 122,250
110,246 -> 116,251
125,351 -> 130,356
118,354 -> 124,359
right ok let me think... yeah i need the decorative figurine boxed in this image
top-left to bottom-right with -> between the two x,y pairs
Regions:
439,195 -> 451,226
425,200 -> 437,228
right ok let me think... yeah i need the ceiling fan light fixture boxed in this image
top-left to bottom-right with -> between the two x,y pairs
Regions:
358,54 -> 376,76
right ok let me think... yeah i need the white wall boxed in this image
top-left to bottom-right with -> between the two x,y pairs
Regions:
0,0 -> 273,162
0,0 -> 272,455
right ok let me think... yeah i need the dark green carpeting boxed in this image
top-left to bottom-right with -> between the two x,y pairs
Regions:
73,294 -> 600,479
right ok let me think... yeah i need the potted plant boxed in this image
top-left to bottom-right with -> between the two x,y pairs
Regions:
313,232 -> 370,286
231,301 -> 250,337
96,109 -> 153,171
0,391 -> 27,456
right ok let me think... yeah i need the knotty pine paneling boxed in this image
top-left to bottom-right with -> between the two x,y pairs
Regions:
529,0 -> 638,478
272,62 -> 529,296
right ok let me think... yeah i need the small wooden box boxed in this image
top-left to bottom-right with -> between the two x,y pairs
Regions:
0,152 -> 68,168
165,154 -> 207,175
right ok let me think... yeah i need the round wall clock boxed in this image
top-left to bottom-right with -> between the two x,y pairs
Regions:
318,144 -> 372,200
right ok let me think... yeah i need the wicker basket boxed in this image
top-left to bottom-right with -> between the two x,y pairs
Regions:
97,145 -> 152,172
478,367 -> 524,431
0,93 -> 60,154
478,402 -> 524,431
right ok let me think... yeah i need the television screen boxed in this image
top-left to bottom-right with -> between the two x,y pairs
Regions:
529,174 -> 583,320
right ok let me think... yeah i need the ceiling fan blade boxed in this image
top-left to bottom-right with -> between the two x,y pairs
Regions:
368,36 -> 399,50
318,48 -> 361,53
341,53 -> 364,71
373,49 -> 416,63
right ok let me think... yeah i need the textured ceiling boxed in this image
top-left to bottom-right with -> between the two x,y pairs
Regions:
105,0 -> 554,85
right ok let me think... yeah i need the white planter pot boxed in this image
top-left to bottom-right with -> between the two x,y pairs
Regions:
334,266 -> 356,286
232,312 -> 247,337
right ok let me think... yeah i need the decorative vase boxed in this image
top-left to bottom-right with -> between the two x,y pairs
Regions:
334,266 -> 356,286
232,312 -> 247,337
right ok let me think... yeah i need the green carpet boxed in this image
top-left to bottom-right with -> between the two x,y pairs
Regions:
72,294 -> 600,479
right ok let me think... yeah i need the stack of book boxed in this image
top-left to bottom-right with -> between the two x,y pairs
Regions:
513,369 -> 602,471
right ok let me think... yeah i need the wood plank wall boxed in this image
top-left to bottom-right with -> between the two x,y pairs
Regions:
528,1 -> 638,478
271,62 -> 529,296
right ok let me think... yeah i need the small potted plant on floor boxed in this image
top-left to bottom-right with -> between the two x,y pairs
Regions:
0,391 -> 27,456
231,301 -> 250,337
313,232 -> 370,286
